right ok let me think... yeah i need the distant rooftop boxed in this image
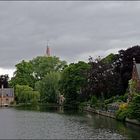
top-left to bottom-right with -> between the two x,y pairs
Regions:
0,88 -> 14,97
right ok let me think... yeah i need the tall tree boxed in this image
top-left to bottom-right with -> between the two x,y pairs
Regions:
88,45 -> 140,99
60,61 -> 90,108
10,56 -> 67,88
88,55 -> 123,99
10,60 -> 35,88
35,72 -> 61,103
117,45 -> 140,93
31,56 -> 67,80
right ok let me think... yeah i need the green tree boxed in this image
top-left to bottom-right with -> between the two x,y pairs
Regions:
10,60 -> 35,88
31,56 -> 67,80
60,61 -> 90,109
15,84 -> 40,104
35,72 -> 61,103
102,53 -> 117,64
10,56 -> 67,88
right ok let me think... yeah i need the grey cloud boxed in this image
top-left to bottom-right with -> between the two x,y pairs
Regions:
0,1 -> 140,69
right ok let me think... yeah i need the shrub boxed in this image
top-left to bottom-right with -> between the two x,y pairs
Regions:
129,79 -> 136,94
119,103 -> 128,110
127,94 -> 140,121
15,84 -> 40,104
79,102 -> 89,110
123,93 -> 128,102
116,103 -> 128,121
116,108 -> 128,121
105,97 -> 114,104
90,96 -> 97,107
31,98 -> 38,106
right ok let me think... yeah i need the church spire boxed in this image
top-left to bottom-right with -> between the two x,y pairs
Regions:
46,40 -> 50,56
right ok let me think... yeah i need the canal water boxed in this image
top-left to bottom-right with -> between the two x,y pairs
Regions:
0,106 -> 140,139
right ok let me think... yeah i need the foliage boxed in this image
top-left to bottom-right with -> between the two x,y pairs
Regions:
116,108 -> 128,121
90,96 -> 97,107
115,94 -> 140,122
31,97 -> 39,106
104,94 -> 128,108
102,53 -> 117,64
31,56 -> 67,80
122,93 -> 128,102
60,61 -> 90,109
9,45 -> 140,116
79,101 -> 89,110
10,56 -> 67,89
35,72 -> 61,103
115,103 -> 128,121
105,97 -> 115,104
117,95 -> 127,102
127,94 -> 140,121
119,103 -> 128,110
88,57 -> 123,99
87,45 -> 140,100
15,84 -> 40,105
117,46 -> 140,93
10,60 -> 35,88
129,79 -> 137,94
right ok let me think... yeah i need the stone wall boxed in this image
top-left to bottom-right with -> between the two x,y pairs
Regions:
84,106 -> 140,126
0,97 -> 14,106
84,106 -> 116,119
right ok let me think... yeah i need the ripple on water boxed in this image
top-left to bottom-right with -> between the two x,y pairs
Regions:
0,108 -> 138,139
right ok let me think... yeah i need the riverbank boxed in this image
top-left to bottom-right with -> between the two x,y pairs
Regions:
83,106 -> 140,126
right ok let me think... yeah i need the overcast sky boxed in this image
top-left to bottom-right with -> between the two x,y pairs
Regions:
0,1 -> 140,77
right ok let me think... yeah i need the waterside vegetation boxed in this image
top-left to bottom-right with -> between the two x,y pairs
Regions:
9,45 -> 140,124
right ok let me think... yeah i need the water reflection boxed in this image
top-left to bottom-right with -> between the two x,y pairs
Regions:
85,112 -> 140,139
1,106 -> 139,139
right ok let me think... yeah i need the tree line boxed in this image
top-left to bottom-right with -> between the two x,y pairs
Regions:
9,45 -> 140,110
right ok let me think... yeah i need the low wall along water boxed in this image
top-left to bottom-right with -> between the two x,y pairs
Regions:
84,106 -> 140,126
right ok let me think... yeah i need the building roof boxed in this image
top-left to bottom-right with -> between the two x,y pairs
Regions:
0,88 -> 14,97
136,64 -> 140,79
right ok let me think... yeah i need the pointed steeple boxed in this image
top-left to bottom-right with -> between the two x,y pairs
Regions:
46,41 -> 50,57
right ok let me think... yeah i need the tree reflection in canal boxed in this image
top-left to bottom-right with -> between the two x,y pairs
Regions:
1,106 -> 139,139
